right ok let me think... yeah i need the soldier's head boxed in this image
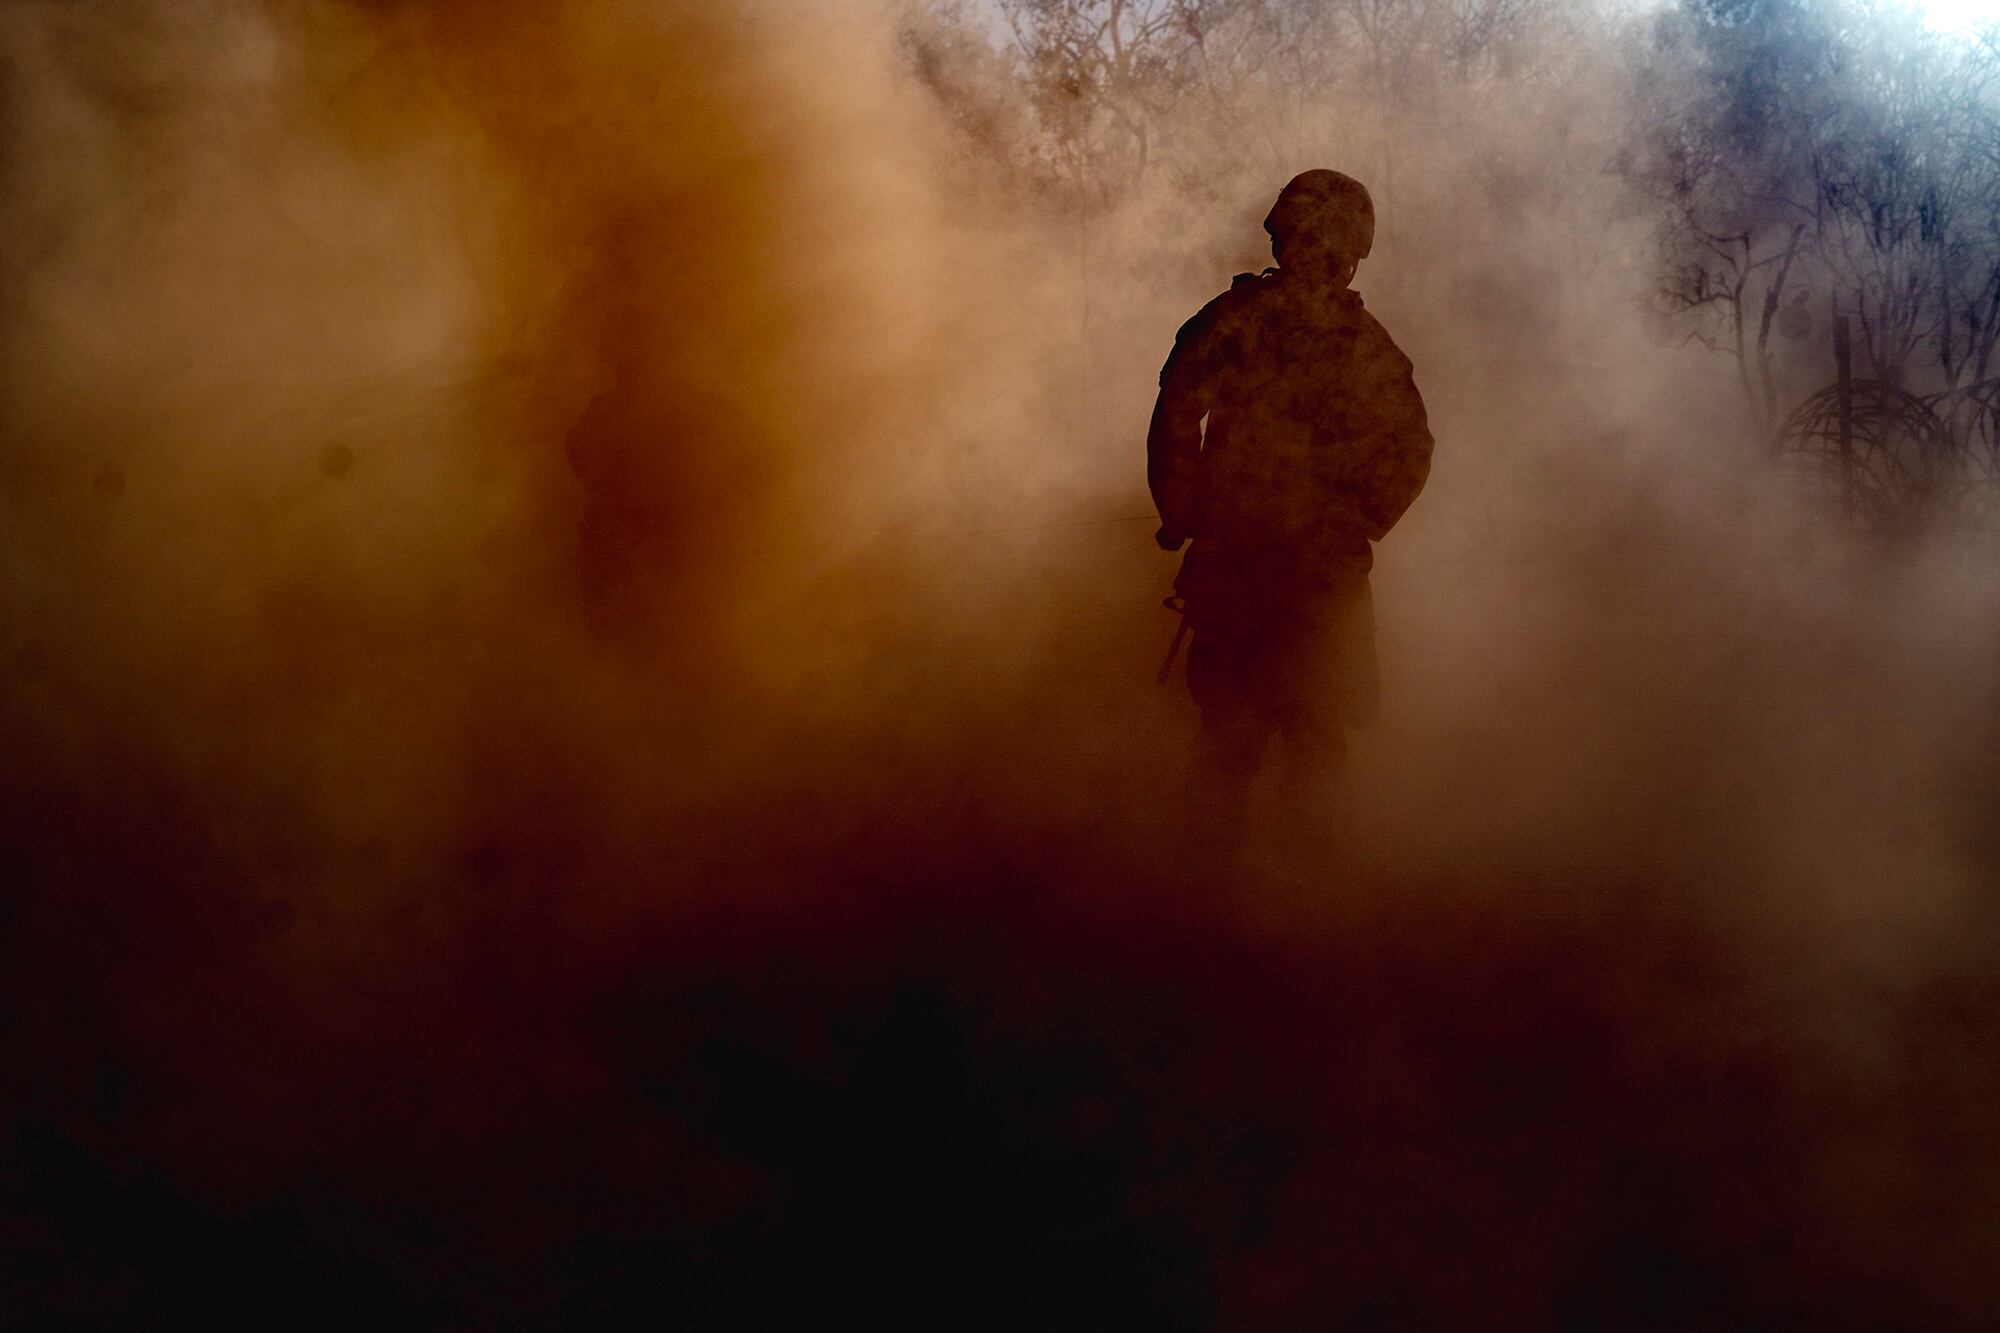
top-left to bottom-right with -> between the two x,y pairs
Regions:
1265,169 -> 1374,285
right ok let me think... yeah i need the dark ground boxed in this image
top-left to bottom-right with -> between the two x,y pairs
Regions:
6,741 -> 1997,1333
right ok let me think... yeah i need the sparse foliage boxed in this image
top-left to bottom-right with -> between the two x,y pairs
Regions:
904,0 -> 1582,202
1622,1 -> 2000,413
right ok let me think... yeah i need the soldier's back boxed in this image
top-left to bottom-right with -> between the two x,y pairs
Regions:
1196,270 -> 1401,578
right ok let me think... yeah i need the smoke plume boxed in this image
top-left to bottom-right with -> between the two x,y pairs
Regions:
4,0 -> 1998,1325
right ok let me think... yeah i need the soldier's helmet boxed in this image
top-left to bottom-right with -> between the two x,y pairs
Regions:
1264,169 -> 1374,265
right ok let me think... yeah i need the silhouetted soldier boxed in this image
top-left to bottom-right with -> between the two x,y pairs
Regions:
1148,169 -> 1432,867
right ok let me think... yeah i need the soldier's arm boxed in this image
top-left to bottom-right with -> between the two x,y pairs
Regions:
1347,321 -> 1433,541
1147,295 -> 1230,547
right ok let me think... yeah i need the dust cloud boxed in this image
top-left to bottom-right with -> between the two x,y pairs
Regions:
4,0 -> 1998,1326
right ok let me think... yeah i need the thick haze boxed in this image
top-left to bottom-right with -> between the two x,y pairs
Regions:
4,0 -> 1999,1325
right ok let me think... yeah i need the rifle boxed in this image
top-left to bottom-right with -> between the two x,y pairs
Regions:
1156,594 -> 1189,684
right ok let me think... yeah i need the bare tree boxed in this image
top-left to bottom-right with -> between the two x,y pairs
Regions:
994,0 -> 1256,198
1622,0 -> 2000,426
1802,9 -> 2000,392
1616,0 -> 1841,423
944,0 -> 1585,200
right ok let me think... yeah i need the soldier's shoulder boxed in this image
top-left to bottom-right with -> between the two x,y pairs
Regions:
1225,268 -> 1284,309
1176,269 -> 1275,341
1352,302 -> 1415,368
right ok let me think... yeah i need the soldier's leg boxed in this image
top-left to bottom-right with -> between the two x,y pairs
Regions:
1182,703 -> 1270,875
1273,579 -> 1368,862
1275,706 -> 1346,861
1180,623 -> 1273,876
